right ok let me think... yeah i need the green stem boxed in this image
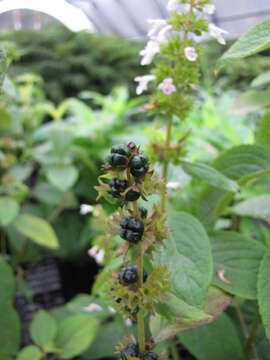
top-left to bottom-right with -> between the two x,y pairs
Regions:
161,118 -> 173,213
170,339 -> 180,360
12,238 -> 30,269
245,310 -> 260,360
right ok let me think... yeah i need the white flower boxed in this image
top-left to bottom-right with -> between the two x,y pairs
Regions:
184,47 -> 198,62
108,306 -> 116,314
88,246 -> 105,264
83,303 -> 103,313
134,75 -> 156,95
167,0 -> 178,12
155,24 -> 172,44
80,204 -> 93,215
158,78 -> 176,96
125,318 -> 133,327
140,40 -> 160,65
203,4 -> 215,15
167,181 -> 181,190
147,19 -> 167,37
208,23 -> 228,45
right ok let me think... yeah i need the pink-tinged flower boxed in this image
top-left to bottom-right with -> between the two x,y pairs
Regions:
140,40 -> 160,65
158,78 -> 176,96
147,19 -> 167,37
88,245 -> 105,264
208,23 -> 228,45
203,4 -> 215,15
184,47 -> 198,62
134,75 -> 156,95
167,0 -> 178,12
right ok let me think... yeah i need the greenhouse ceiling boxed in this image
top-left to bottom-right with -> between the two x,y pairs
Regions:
0,0 -> 269,37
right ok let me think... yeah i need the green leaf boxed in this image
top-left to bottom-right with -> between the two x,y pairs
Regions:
150,287 -> 232,342
0,303 -> 20,355
256,111 -> 270,148
217,17 -> 270,70
232,195 -> 270,222
231,90 -> 270,115
0,258 -> 15,303
179,314 -> 244,360
182,161 -> 239,192
211,231 -> 266,299
14,214 -> 59,249
30,310 -> 57,349
251,70 -> 270,88
258,251 -> 270,343
196,145 -> 270,230
46,165 -> 78,192
0,108 -> 11,131
17,346 -> 43,360
55,314 -> 98,359
0,197 -> 19,226
158,211 -> 213,308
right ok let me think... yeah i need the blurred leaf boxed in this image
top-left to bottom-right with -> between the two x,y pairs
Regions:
17,346 -> 43,360
179,314 -> 244,360
217,17 -> 270,70
0,43 -> 7,88
256,111 -> 270,148
0,259 -> 15,303
231,90 -> 270,115
55,314 -> 98,359
258,251 -> 270,343
0,303 -> 20,355
158,211 -> 213,308
211,231 -> 265,299
251,70 -> 270,88
14,214 -> 59,249
30,310 -> 57,349
232,195 -> 270,222
150,287 -> 232,342
46,165 -> 78,192
0,197 -> 19,226
182,161 -> 239,192
0,108 -> 11,131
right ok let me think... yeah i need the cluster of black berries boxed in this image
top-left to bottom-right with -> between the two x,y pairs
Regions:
121,344 -> 158,360
108,144 -> 149,178
120,217 -> 144,244
118,265 -> 147,285
109,178 -> 140,202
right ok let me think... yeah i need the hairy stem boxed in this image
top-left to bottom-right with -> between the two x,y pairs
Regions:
245,310 -> 260,360
161,117 -> 173,213
133,201 -> 145,355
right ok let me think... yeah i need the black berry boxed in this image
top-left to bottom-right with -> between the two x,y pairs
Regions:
109,178 -> 128,198
143,352 -> 158,360
120,217 -> 144,244
139,207 -> 148,218
125,189 -> 140,202
121,344 -> 139,360
108,145 -> 131,168
119,265 -> 147,285
119,265 -> 138,284
130,154 -> 149,177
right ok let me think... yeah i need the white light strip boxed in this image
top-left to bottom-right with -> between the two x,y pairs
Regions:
0,0 -> 95,32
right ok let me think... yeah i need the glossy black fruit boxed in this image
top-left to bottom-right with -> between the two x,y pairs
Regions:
130,154 -> 149,177
139,207 -> 148,218
143,352 -> 158,360
108,145 -> 131,168
120,217 -> 144,244
125,189 -> 140,202
109,178 -> 128,198
119,265 -> 138,284
121,343 -> 139,360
